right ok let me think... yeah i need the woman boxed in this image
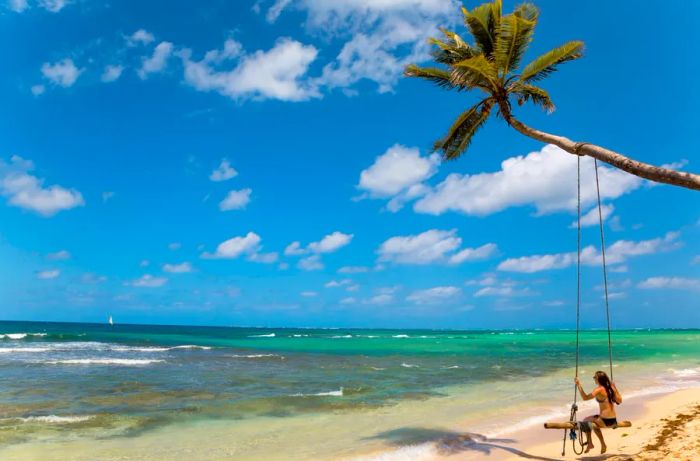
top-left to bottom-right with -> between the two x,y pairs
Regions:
574,371 -> 622,454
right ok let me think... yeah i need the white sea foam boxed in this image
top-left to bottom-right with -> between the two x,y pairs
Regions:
229,354 -> 282,359
370,367 -> 386,371
331,335 -> 353,339
291,334 -> 309,337
443,365 -> 460,369
0,347 -> 52,353
669,368 -> 700,378
248,333 -> 275,338
20,415 -> 95,424
401,363 -> 419,368
45,359 -> 164,366
392,334 -> 409,338
292,388 -> 343,397
168,345 -> 212,350
0,333 -> 47,340
346,442 -> 437,461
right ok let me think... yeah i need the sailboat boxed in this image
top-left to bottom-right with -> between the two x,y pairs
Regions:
108,315 -> 114,326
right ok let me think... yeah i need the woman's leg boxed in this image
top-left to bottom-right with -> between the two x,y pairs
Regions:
591,417 -> 608,454
582,416 -> 596,452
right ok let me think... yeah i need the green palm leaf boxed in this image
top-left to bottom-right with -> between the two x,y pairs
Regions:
462,3 -> 498,57
452,55 -> 498,91
404,65 -> 455,90
512,83 -> 555,112
519,41 -> 584,82
494,13 -> 537,77
435,101 -> 493,159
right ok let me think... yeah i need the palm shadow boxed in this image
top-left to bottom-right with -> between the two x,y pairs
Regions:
364,427 -> 635,460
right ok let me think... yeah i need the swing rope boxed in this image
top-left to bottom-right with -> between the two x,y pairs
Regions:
562,156 -> 615,456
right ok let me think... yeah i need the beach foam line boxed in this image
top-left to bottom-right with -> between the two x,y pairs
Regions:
291,388 -> 343,397
0,333 -> 47,340
345,442 -> 437,461
392,334 -> 409,338
44,358 -> 164,366
0,347 -> 52,353
331,335 -> 353,339
167,345 -> 212,350
19,415 -> 95,424
401,363 -> 419,368
248,333 -> 275,338
229,354 -> 283,359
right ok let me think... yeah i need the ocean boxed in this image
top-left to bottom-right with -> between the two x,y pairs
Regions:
1,321 -> 699,460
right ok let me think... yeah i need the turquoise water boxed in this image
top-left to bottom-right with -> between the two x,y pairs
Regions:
1,321 -> 699,459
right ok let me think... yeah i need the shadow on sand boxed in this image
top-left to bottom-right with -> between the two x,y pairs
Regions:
364,427 -> 636,460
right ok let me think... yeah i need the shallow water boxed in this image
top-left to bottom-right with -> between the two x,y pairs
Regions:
1,321 -> 699,460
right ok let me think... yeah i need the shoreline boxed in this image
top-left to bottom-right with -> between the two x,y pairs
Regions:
416,386 -> 700,461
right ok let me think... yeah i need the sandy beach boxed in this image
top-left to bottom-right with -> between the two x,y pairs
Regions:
424,387 -> 700,461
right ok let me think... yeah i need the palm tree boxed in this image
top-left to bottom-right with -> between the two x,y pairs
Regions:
405,0 -> 700,191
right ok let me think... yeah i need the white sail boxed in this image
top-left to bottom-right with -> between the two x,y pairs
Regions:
108,315 -> 114,326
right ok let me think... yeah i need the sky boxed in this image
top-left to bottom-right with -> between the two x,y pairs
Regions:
1,0 -> 698,329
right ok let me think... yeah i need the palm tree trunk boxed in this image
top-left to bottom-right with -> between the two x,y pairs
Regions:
505,117 -> 700,191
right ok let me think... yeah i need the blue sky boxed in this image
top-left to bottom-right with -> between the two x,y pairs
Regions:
1,0 -> 698,329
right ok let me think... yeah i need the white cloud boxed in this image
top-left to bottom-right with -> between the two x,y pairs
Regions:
357,144 -> 439,203
325,279 -> 352,288
570,204 -> 615,229
163,262 -> 193,273
101,65 -> 123,83
308,231 -> 353,253
284,241 -> 305,256
219,188 -> 252,211
298,254 -> 323,271
415,145 -> 642,217
31,84 -> 45,96
248,252 -> 279,264
377,229 -> 496,265
8,0 -> 28,12
474,285 -> 534,298
41,59 -> 83,87
0,155 -> 84,216
365,293 -> 393,305
498,232 -> 681,273
38,0 -> 68,12
37,269 -> 60,280
448,243 -> 498,264
300,290 -> 318,297
340,297 -> 357,304
202,232 -> 261,259
128,29 -> 155,46
406,286 -> 460,305
182,38 -> 319,102
131,274 -> 168,288
209,158 -> 238,181
638,277 -> 700,291
47,250 -> 70,260
338,265 -> 369,273
266,0 -> 292,22
138,41 -> 173,79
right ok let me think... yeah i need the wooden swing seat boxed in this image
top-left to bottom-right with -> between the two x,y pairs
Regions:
544,421 -> 632,430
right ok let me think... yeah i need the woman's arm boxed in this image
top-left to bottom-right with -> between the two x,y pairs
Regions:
612,382 -> 622,404
574,377 -> 595,401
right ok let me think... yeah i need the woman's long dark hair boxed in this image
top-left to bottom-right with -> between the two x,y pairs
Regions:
595,371 -> 617,404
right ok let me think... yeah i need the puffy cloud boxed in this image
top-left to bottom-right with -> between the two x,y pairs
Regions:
570,204 -> 615,229
202,232 -> 261,259
377,229 -> 496,265
38,0 -> 68,12
131,274 -> 167,287
415,145 -> 642,216
47,250 -> 71,260
338,265 -> 369,273
138,41 -> 173,79
248,252 -> 279,264
128,29 -> 155,46
266,0 -> 292,22
298,254 -> 323,271
284,241 -> 305,256
182,38 -> 319,102
406,286 -> 460,305
31,84 -> 45,96
357,144 -> 439,211
498,232 -> 681,273
8,0 -> 28,12
0,155 -> 84,216
219,188 -> 251,211
37,269 -> 60,279
638,277 -> 700,291
41,59 -> 83,87
365,293 -> 393,305
162,262 -> 193,273
324,279 -> 353,288
209,159 -> 238,182
308,231 -> 353,253
101,65 -> 123,83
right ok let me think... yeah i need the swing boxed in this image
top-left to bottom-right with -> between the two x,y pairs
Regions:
541,156 -> 631,455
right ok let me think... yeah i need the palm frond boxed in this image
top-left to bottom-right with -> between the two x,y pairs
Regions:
511,83 -> 555,112
494,13 -> 537,77
519,41 -> 584,83
513,3 -> 538,21
428,29 -> 478,65
462,3 -> 498,57
434,100 -> 493,159
452,55 -> 498,91
404,65 -> 456,90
